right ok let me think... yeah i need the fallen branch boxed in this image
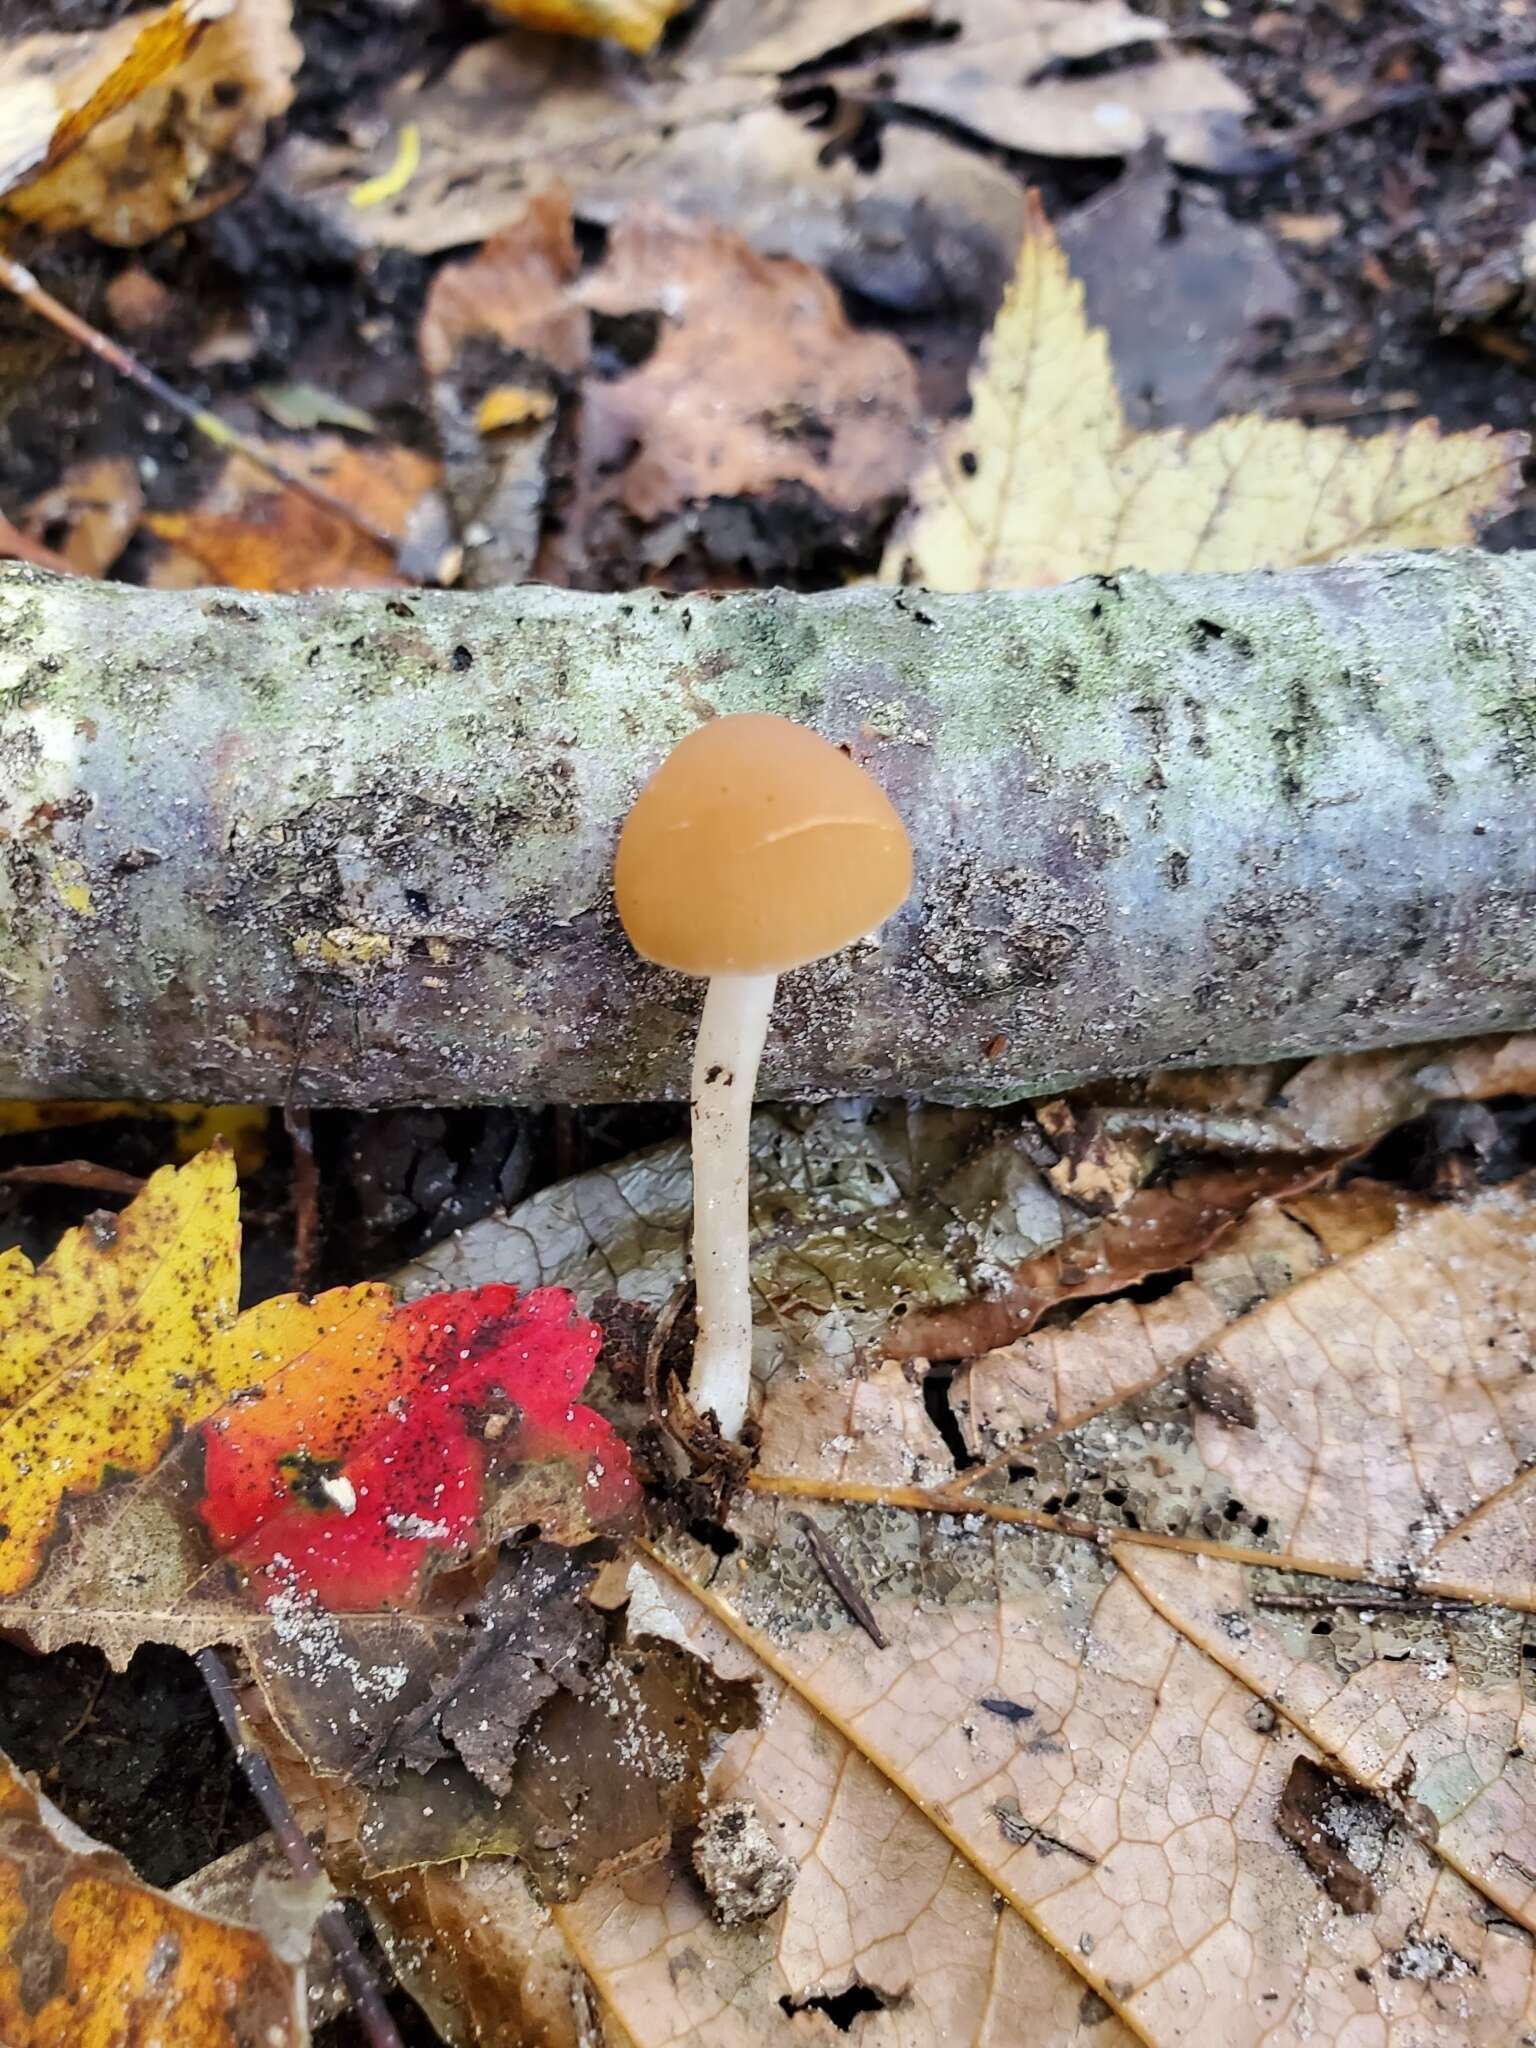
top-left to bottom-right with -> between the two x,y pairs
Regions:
0,551 -> 1532,1104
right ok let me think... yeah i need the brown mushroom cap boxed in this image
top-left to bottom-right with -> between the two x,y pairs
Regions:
614,712 -> 912,975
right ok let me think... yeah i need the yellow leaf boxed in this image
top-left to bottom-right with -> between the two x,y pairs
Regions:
0,1148 -> 243,1595
476,384 -> 556,433
883,192 -> 1527,590
478,0 -> 689,56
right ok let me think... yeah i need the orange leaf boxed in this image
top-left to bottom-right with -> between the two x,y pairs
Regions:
0,1754 -> 304,2047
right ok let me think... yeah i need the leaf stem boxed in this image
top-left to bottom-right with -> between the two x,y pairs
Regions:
195,1647 -> 405,2048
0,252 -> 401,554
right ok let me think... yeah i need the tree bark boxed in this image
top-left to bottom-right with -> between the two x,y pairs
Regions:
0,552 -> 1532,1106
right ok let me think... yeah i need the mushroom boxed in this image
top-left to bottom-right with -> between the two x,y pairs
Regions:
614,712 -> 911,1440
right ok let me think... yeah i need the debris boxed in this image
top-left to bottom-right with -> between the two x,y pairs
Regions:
1275,1755 -> 1383,1915
691,1800 -> 799,1925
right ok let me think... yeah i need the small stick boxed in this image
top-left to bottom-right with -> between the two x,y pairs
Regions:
194,1648 -> 404,2048
791,1512 -> 888,1649
1251,1590 -> 1475,1615
0,252 -> 401,555
0,1160 -> 145,1195
283,1106 -> 320,1294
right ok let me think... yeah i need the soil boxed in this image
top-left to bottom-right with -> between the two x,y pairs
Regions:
1,0 -> 1533,2040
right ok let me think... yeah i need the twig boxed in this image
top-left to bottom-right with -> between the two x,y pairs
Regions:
992,1800 -> 1097,1865
1250,1590 -> 1475,1615
0,252 -> 401,556
283,1106 -> 320,1294
791,1512 -> 888,1649
1271,53 -> 1536,151
0,1160 -> 145,1195
194,1648 -> 405,2048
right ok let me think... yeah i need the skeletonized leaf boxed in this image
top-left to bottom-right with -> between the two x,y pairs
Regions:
883,194 -> 1527,589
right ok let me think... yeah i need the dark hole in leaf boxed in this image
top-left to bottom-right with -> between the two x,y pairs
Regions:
921,1365 -> 978,1470
780,1983 -> 894,2030
687,1516 -> 740,1560
1113,1265 -> 1194,1308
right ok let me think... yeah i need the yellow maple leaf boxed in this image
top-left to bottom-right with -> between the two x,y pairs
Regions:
477,0 -> 689,56
883,192 -> 1527,590
0,1148 -> 247,1595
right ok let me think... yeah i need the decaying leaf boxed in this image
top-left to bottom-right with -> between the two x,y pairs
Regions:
884,194 -> 1527,588
366,1542 -> 607,1793
146,437 -> 439,591
1060,155 -> 1302,430
840,0 -> 1253,170
0,0 -> 301,245
269,33 -> 1028,320
551,204 -> 921,583
0,1752 -> 307,2046
382,1042 -> 1536,2045
477,0 -> 690,55
684,0 -> 926,73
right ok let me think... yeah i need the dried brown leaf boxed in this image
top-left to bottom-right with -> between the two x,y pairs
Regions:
838,0 -> 1251,169
684,0 -> 928,73
23,456 -> 141,578
547,205 -> 919,580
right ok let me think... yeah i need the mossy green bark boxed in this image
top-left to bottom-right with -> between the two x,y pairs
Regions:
0,552 -> 1532,1105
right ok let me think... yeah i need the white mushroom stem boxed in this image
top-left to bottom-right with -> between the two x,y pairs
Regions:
687,970 -> 777,1439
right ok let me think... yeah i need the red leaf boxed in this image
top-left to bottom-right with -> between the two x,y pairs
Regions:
199,1285 -> 636,1607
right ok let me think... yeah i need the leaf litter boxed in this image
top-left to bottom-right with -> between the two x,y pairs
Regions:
2,6 -> 1536,2044
366,1036 -> 1536,2044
